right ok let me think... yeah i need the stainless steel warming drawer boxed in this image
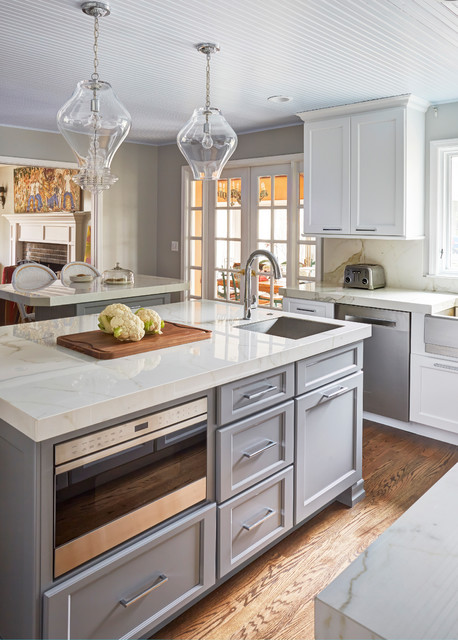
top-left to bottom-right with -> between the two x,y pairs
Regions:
335,304 -> 411,422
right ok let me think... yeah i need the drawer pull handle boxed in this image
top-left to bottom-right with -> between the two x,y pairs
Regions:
296,307 -> 317,313
355,226 -> 377,232
120,573 -> 168,608
243,439 -> 276,458
243,384 -> 278,400
321,386 -> 349,400
242,508 -> 276,531
322,227 -> 342,231
434,362 -> 458,372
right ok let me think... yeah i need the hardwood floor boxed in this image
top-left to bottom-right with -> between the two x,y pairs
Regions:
152,422 -> 458,640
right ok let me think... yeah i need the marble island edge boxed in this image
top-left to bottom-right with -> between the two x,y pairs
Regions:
0,300 -> 370,442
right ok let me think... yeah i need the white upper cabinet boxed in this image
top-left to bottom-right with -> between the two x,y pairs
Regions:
298,95 -> 429,238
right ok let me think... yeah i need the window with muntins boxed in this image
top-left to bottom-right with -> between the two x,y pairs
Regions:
430,139 -> 458,277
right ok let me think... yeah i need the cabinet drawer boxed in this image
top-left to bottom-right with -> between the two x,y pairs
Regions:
43,504 -> 216,640
295,372 -> 362,524
216,401 -> 294,502
296,343 -> 362,395
283,298 -> 334,318
217,363 -> 294,426
410,354 -> 458,434
218,467 -> 293,578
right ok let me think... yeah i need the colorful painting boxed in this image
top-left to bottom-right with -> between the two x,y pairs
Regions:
14,167 -> 81,213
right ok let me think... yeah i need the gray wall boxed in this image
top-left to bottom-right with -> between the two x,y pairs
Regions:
0,125 -> 158,274
156,124 -> 304,277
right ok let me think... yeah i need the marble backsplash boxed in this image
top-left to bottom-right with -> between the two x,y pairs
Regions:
322,238 -> 458,294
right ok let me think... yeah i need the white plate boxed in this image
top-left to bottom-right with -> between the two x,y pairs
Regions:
61,262 -> 101,285
12,263 -> 57,292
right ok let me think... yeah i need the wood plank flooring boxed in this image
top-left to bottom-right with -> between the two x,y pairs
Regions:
152,422 -> 458,640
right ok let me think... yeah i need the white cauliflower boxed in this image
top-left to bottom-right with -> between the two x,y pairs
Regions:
110,311 -> 145,342
98,303 -> 133,334
135,308 -> 164,334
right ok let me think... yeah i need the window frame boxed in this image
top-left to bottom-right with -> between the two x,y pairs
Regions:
430,138 -> 458,277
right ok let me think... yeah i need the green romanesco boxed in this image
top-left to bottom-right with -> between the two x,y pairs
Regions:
98,303 -> 133,334
135,308 -> 164,334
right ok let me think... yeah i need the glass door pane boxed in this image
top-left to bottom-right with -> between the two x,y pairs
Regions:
213,173 -> 244,303
251,166 -> 290,308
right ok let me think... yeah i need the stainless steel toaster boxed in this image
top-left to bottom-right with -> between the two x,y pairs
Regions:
343,264 -> 386,290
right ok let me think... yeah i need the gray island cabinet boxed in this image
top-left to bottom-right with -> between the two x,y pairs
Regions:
0,301 -> 370,639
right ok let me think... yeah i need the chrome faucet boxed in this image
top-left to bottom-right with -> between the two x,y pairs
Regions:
243,249 -> 281,320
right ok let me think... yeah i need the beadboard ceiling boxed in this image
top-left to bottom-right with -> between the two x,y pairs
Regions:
3,0 -> 458,145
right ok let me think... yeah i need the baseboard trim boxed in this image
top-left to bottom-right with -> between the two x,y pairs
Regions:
363,411 -> 458,446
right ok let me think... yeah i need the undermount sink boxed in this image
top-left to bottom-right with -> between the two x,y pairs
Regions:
235,316 -> 340,340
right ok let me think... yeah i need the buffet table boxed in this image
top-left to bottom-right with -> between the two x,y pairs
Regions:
0,274 -> 188,320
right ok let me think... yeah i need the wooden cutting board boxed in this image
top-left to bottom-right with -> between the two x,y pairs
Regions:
56,321 -> 212,359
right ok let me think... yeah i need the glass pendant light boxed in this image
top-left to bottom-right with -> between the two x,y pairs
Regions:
57,1 -> 131,193
177,43 -> 237,181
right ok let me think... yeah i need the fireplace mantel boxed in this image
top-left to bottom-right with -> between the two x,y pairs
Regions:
3,211 -> 91,265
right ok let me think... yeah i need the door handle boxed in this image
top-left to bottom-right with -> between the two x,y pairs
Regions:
355,226 -> 377,232
242,439 -> 276,458
120,573 -> 168,607
242,508 -> 275,531
322,227 -> 342,231
321,386 -> 349,400
243,384 -> 278,400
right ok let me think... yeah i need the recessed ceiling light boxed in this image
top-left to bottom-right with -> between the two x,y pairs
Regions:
267,95 -> 293,103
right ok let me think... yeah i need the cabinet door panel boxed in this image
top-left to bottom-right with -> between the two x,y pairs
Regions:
216,401 -> 294,502
295,372 -> 362,524
218,467 -> 293,577
351,108 -> 404,235
43,505 -> 216,640
304,117 -> 350,234
410,354 -> 458,434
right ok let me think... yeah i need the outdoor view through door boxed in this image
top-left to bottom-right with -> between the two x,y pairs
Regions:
183,156 -> 318,307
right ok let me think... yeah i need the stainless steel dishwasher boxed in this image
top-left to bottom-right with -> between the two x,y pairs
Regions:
335,304 -> 411,421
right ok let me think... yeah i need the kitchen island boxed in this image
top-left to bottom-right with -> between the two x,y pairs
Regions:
0,300 -> 370,639
0,273 -> 188,321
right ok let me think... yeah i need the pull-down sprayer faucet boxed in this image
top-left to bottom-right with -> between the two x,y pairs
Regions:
243,249 -> 281,320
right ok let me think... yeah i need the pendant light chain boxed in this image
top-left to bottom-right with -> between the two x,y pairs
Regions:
91,15 -> 100,82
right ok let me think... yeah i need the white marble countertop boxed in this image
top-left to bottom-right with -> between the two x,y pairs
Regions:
280,283 -> 457,314
0,274 -> 188,307
315,463 -> 458,640
0,300 -> 370,442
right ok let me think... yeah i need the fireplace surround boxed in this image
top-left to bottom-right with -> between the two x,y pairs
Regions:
3,211 -> 90,268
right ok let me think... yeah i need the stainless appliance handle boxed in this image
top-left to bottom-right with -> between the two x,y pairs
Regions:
344,314 -> 397,328
242,439 -> 276,458
242,508 -> 275,531
321,386 -> 349,400
243,384 -> 278,400
120,573 -> 168,607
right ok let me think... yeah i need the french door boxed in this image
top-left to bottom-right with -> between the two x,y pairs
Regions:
182,156 -> 318,305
